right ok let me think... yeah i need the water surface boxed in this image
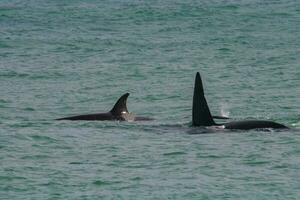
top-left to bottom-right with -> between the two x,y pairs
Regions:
1,0 -> 300,199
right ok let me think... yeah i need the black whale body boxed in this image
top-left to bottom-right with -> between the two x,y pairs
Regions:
223,120 -> 287,130
192,72 -> 288,130
56,93 -> 152,121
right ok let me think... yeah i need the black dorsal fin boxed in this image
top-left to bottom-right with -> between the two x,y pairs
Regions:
192,72 -> 216,126
110,93 -> 129,116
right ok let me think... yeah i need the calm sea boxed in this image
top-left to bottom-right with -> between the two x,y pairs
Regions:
1,0 -> 300,199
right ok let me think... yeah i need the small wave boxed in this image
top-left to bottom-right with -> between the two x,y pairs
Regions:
243,160 -> 270,166
21,154 -> 53,160
93,180 -> 122,186
0,41 -> 11,48
0,176 -> 26,181
0,71 -> 29,78
163,151 -> 186,156
0,70 -> 65,79
23,107 -> 35,111
69,162 -> 84,165
30,135 -> 59,143
0,99 -> 10,103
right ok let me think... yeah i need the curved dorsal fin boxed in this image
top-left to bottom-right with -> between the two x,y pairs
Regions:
192,72 -> 216,126
110,93 -> 129,116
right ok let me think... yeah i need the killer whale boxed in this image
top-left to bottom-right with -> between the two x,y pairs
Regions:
192,72 -> 288,130
57,92 -> 227,122
56,93 -> 152,121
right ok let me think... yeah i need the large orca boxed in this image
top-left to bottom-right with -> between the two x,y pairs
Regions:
56,93 -> 152,121
192,72 -> 288,130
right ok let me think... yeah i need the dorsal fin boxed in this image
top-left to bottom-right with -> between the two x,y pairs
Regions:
110,93 -> 129,116
192,72 -> 216,126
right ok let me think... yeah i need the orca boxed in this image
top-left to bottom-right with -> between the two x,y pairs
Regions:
57,92 -> 227,122
192,72 -> 288,130
56,93 -> 152,121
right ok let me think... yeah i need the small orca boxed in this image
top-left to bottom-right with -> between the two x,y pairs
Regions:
192,72 -> 288,130
56,93 -> 152,121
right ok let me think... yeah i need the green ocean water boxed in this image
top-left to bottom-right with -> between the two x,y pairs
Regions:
1,0 -> 300,199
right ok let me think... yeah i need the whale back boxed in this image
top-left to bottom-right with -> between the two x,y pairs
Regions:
224,120 -> 288,130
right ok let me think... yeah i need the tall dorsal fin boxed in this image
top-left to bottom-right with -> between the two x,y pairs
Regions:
192,72 -> 216,126
110,93 -> 129,116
